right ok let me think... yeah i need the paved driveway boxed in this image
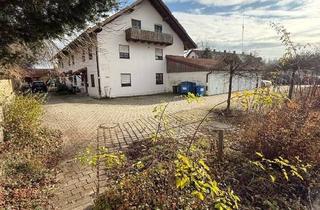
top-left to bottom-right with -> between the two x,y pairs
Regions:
43,93 -> 228,209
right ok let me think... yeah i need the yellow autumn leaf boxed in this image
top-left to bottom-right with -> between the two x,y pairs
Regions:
270,175 -> 276,183
192,191 -> 205,201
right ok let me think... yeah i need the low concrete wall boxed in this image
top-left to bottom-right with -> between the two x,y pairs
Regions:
0,79 -> 14,104
0,106 -> 3,142
0,79 -> 13,143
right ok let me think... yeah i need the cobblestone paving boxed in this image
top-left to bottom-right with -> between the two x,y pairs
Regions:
43,93 -> 228,210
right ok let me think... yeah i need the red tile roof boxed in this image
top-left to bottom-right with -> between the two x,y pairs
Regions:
166,55 -> 225,71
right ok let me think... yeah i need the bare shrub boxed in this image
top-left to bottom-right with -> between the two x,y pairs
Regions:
0,94 -> 62,208
239,99 -> 320,163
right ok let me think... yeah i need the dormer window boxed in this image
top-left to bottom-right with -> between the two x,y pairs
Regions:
88,47 -> 93,60
82,50 -> 86,62
132,19 -> 141,29
154,24 -> 162,33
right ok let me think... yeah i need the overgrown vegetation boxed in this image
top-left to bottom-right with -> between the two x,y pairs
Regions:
80,87 -> 320,210
0,94 -> 62,209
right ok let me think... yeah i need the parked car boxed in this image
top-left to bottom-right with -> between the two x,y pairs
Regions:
20,82 -> 31,92
31,81 -> 48,93
261,80 -> 272,88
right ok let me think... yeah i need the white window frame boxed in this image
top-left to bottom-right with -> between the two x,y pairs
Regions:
82,49 -> 86,62
154,24 -> 162,33
155,48 -> 163,60
88,47 -> 93,60
90,74 -> 95,87
131,19 -> 141,29
121,73 -> 131,87
156,73 -> 163,85
119,45 -> 130,59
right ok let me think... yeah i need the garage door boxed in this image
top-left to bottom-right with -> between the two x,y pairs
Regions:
208,73 -> 228,95
208,72 -> 259,95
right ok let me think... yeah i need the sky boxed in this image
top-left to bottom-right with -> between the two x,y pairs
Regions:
159,0 -> 320,60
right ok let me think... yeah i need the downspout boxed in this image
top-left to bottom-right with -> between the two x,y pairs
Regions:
95,43 -> 102,98
206,70 -> 214,91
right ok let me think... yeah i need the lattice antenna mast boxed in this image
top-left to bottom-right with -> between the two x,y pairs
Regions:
241,13 -> 245,53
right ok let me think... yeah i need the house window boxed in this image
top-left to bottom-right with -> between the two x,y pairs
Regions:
59,59 -> 64,68
155,48 -> 163,60
121,73 -> 131,87
156,73 -> 163,85
132,19 -> 141,29
154,24 -> 162,33
71,55 -> 75,65
90,74 -> 95,87
82,50 -> 86,62
68,56 -> 71,66
88,47 -> 93,60
74,75 -> 77,85
119,45 -> 130,59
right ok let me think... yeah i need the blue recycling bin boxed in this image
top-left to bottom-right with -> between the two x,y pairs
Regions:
179,82 -> 189,94
195,85 -> 205,96
179,82 -> 196,94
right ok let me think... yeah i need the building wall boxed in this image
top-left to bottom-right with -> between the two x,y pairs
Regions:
167,71 -> 208,91
97,0 -> 185,98
57,38 -> 100,98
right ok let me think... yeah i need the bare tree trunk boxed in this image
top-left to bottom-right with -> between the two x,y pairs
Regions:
288,70 -> 296,99
226,68 -> 233,112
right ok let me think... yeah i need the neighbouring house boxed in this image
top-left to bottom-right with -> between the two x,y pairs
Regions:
54,0 -> 196,98
185,49 -> 213,59
23,68 -> 56,83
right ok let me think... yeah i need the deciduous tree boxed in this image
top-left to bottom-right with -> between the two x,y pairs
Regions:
0,0 -> 118,69
222,53 -> 263,112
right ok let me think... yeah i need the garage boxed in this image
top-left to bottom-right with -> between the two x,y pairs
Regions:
207,72 -> 260,95
166,55 -> 261,96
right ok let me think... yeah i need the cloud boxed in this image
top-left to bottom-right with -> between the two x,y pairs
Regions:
197,0 -> 256,6
170,0 -> 320,59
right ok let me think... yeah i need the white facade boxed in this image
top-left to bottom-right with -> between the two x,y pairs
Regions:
97,0 -> 184,97
57,0 -> 187,98
58,43 -> 100,97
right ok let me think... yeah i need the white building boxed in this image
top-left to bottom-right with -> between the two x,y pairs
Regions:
54,0 -> 197,98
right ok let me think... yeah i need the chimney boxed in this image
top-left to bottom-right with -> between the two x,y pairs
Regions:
224,50 -> 226,53
233,51 -> 236,54
213,49 -> 216,53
